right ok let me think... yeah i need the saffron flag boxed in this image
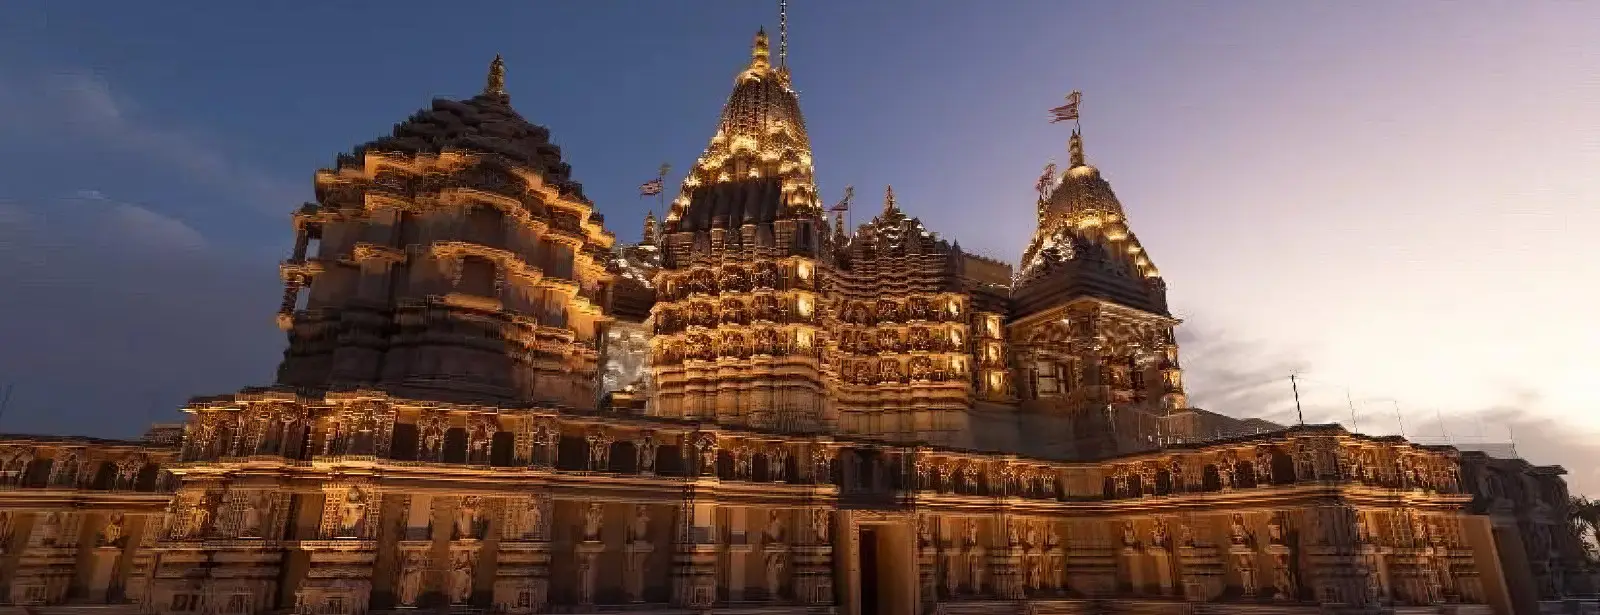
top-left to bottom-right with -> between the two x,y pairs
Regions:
1049,91 -> 1082,123
1036,162 -> 1058,195
638,177 -> 664,197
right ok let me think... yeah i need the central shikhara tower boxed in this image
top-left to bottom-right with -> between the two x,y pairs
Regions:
11,22 -> 1580,615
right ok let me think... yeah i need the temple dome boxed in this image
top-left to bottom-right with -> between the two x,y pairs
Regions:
1042,138 -> 1123,222
336,56 -> 589,202
667,29 -> 819,230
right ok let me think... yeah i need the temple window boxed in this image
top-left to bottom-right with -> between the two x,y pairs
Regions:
1034,361 -> 1060,396
466,205 -> 504,248
458,256 -> 498,297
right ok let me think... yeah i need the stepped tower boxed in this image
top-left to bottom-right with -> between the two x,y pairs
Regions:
1010,128 -> 1189,458
827,187 -> 977,443
650,29 -> 831,431
274,56 -> 616,409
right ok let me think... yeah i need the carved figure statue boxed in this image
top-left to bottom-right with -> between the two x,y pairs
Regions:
1122,521 -> 1138,549
449,550 -> 474,604
765,551 -> 787,595
455,497 -> 482,540
1151,521 -> 1168,549
1266,515 -> 1285,546
339,487 -> 367,536
189,494 -> 215,539
811,509 -> 829,543
38,511 -> 62,546
964,520 -> 980,548
100,512 -> 125,547
583,503 -> 604,542
631,505 -> 650,542
765,510 -> 784,544
1230,513 -> 1250,546
398,551 -> 425,606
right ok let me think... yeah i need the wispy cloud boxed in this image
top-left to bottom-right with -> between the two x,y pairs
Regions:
0,193 -> 281,438
1178,322 -> 1600,497
0,70 -> 300,212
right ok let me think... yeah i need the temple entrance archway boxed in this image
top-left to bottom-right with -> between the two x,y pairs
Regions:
839,512 -> 917,615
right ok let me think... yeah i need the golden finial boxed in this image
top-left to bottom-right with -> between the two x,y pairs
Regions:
485,55 -> 507,98
1069,129 -> 1085,168
750,28 -> 771,69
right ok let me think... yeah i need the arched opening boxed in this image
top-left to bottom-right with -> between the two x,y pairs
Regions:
442,428 -> 469,464
458,256 -> 498,297
716,450 -> 735,480
389,422 -> 418,460
752,453 -> 771,482
1202,465 -> 1223,492
1154,469 -> 1173,496
556,436 -> 587,471
1103,477 -> 1118,500
655,445 -> 685,477
91,462 -> 116,490
490,431 -> 516,467
24,459 -> 53,488
467,205 -> 505,247
1270,450 -> 1297,485
135,464 -> 160,491
608,441 -> 638,474
784,454 -> 801,484
1127,474 -> 1145,498
1235,461 -> 1257,489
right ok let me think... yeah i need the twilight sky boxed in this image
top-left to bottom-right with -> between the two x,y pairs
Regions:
1,2 -> 1596,492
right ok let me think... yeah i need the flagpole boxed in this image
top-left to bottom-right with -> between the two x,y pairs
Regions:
657,162 -> 670,224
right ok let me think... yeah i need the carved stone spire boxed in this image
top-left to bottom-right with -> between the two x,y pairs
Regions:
484,55 -> 507,99
1068,129 -> 1085,168
643,210 -> 659,246
750,28 -> 772,71
883,185 -> 898,215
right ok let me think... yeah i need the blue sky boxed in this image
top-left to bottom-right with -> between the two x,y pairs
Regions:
1,2 -> 1597,491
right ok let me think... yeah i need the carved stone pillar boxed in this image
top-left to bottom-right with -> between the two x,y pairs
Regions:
791,507 -> 835,605
493,494 -> 552,614
916,514 -> 938,612
988,515 -> 1025,600
288,484 -> 382,614
672,497 -> 720,609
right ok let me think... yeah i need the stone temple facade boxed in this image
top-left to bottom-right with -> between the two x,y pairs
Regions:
0,31 -> 1594,615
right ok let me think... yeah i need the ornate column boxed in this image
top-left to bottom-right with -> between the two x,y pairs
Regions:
988,514 -> 1025,600
791,507 -> 835,605
671,496 -> 720,609
10,510 -> 82,605
759,509 -> 789,601
445,496 -> 487,607
576,503 -> 606,607
916,513 -> 938,612
624,505 -> 655,602
492,494 -> 552,614
295,482 -> 379,615
1175,519 -> 1223,602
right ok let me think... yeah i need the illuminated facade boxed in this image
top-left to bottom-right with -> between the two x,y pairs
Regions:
0,28 -> 1593,615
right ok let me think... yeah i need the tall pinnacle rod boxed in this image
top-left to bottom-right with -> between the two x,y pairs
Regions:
778,0 -> 789,68
1345,388 -> 1360,434
1290,373 -> 1305,427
